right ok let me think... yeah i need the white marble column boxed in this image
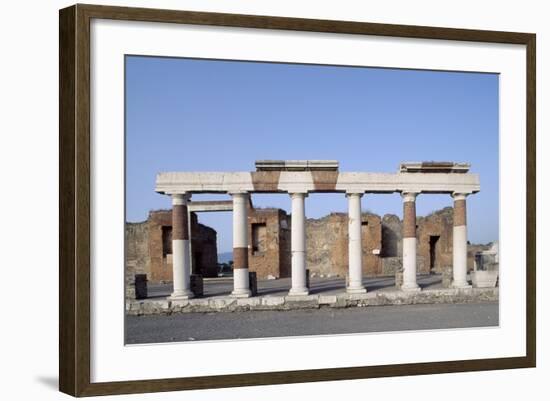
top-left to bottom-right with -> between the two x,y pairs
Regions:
401,192 -> 421,291
169,193 -> 194,300
289,192 -> 309,296
347,193 -> 367,294
452,193 -> 472,288
231,192 -> 252,297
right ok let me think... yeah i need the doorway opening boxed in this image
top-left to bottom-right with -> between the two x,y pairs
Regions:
429,235 -> 440,272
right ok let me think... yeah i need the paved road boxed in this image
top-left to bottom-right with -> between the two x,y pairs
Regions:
125,302 -> 498,344
147,274 -> 446,299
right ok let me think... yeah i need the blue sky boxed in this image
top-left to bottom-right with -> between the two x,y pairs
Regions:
125,56 -> 499,253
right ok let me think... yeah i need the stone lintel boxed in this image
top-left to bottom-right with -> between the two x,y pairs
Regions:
400,161 -> 471,174
156,171 -> 480,195
187,200 -> 233,213
256,160 -> 339,172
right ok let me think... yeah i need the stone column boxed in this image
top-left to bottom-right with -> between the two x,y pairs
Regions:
231,192 -> 252,298
169,193 -> 194,300
187,207 -> 193,274
401,192 -> 420,291
347,193 -> 366,294
289,192 -> 309,296
452,193 -> 472,288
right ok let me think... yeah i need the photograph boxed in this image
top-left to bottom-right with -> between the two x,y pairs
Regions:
0,0 -> 543,398
123,56 -> 500,345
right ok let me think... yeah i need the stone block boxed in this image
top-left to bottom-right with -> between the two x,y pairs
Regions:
191,274 -> 203,297
249,271 -> 258,296
319,295 -> 337,305
237,297 -> 262,307
441,265 -> 453,288
395,268 -> 403,289
471,270 -> 499,288
208,298 -> 237,310
262,296 -> 285,306
134,274 -> 148,299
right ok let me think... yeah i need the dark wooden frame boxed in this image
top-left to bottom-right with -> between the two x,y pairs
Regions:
59,3 -> 536,397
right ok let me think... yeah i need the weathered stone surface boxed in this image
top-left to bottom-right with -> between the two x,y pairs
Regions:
125,210 -> 219,285
305,212 -> 382,278
208,298 -> 236,309
247,206 -> 491,281
319,295 -> 337,305
248,208 -> 291,279
395,268 -> 404,289
285,299 -> 320,309
237,297 -> 262,307
156,169 -> 480,195
262,296 -> 285,306
126,288 -> 498,315
442,265 -> 453,288
126,222 -> 150,274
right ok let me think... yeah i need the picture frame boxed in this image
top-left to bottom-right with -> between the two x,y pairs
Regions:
59,3 -> 536,397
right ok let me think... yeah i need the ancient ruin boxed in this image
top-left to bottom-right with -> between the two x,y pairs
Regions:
126,206 -> 491,284
149,160 -> 481,300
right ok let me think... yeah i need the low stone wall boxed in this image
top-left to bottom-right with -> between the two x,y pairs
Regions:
126,287 -> 498,315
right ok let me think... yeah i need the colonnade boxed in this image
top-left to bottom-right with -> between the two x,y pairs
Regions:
167,191 -> 471,300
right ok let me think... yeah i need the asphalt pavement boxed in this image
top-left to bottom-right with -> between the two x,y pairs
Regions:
125,301 -> 498,344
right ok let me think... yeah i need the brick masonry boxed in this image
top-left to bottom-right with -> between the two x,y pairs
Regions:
454,199 -> 467,226
248,206 -> 491,279
402,201 -> 416,238
232,247 -> 248,269
126,206 -> 492,284
125,210 -> 218,284
248,208 -> 291,279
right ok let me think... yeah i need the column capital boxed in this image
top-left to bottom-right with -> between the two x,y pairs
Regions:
345,191 -> 364,198
290,192 -> 308,199
452,192 -> 469,201
401,191 -> 418,202
172,193 -> 191,205
228,190 -> 249,196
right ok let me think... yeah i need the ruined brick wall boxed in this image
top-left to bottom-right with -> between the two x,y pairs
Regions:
380,214 -> 402,275
247,206 -> 486,279
379,207 -> 488,275
125,221 -> 150,300
126,210 -> 218,284
190,213 -> 218,278
148,210 -> 172,283
306,214 -> 346,277
416,207 -> 454,274
131,206 -> 491,284
247,208 -> 281,279
125,221 -> 150,277
305,213 -> 382,278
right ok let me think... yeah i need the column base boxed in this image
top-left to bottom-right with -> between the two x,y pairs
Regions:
288,287 -> 309,296
401,284 -> 421,292
452,281 -> 472,289
168,290 -> 194,301
231,289 -> 252,298
346,286 -> 367,294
